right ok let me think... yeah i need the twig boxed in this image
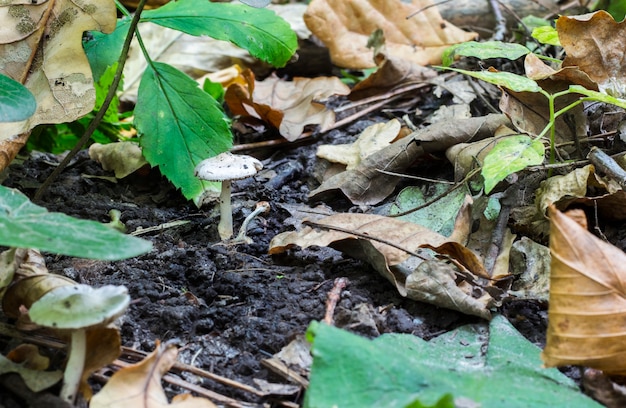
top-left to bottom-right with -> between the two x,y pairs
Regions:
587,146 -> 626,190
34,0 -> 148,201
406,0 -> 453,19
489,0 -> 507,41
323,277 -> 348,325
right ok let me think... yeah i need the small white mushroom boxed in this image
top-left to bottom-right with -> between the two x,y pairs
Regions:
195,152 -> 263,240
28,284 -> 130,404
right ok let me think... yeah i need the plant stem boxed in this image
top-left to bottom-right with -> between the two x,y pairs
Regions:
60,329 -> 86,404
34,0 -> 149,201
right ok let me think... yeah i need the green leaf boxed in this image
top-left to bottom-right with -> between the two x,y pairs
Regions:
141,1 -> 297,67
482,135 -> 545,193
441,41 -> 530,66
441,67 -> 542,93
94,62 -> 121,124
135,62 -> 231,201
0,74 -> 36,122
304,316 -> 602,408
0,186 -> 152,260
532,26 -> 561,46
84,19 -> 130,83
570,84 -> 626,106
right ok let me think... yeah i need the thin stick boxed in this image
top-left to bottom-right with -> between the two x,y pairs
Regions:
323,277 -> 348,324
35,0 -> 148,201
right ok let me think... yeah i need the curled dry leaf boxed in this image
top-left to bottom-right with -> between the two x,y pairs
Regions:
269,213 -> 495,318
91,341 -> 217,408
89,142 -> 149,179
557,11 -> 626,97
303,0 -> 477,69
542,205 -> 626,374
225,70 -> 350,141
0,0 -> 116,144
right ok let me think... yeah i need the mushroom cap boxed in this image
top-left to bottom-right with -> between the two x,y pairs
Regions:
194,152 -> 263,182
29,284 -> 130,330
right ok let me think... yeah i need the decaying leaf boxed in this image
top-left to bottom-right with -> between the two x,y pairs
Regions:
0,353 -> 62,392
2,274 -> 76,320
89,141 -> 149,179
316,119 -> 402,170
91,341 -> 217,407
542,206 -> 626,374
310,114 -> 510,205
80,327 -> 122,401
225,70 -> 350,141
0,0 -> 117,144
557,11 -> 626,97
303,0 -> 477,69
269,213 -> 496,318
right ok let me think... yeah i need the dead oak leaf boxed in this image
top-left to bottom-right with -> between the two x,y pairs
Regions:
303,0 -> 477,69
0,0 -> 116,144
557,11 -> 626,97
225,70 -> 350,141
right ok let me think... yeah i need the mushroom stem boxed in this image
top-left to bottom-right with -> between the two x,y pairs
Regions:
60,328 -> 87,404
218,180 -> 233,240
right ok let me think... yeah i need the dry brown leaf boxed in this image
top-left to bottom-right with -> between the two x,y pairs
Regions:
558,11 -> 626,97
303,0 -> 476,69
269,213 -> 495,318
349,52 -> 436,100
309,113 -> 510,205
316,119 -> 402,170
91,341 -> 216,408
225,71 -> 350,141
6,344 -> 49,371
2,274 -> 76,320
542,205 -> 626,374
0,1 -> 116,146
80,327 -> 122,401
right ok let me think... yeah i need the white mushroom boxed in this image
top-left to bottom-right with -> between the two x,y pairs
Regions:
28,284 -> 130,404
195,152 -> 263,240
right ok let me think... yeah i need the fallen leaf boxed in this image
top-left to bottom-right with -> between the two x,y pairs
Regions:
558,11 -> 626,97
6,344 -> 49,371
89,141 -> 149,179
542,205 -> 626,374
225,71 -> 350,141
0,353 -> 62,392
316,119 -> 402,170
303,0 -> 477,69
0,0 -> 117,143
309,114 -> 510,205
80,327 -> 122,401
269,213 -> 495,318
91,341 -> 216,407
2,274 -> 76,320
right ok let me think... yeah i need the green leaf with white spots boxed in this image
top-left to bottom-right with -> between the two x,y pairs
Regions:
482,135 -> 545,193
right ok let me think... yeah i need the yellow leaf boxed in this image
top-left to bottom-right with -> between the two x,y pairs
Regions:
542,205 -> 626,374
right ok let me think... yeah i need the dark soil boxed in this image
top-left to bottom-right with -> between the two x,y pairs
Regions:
0,122 -> 549,407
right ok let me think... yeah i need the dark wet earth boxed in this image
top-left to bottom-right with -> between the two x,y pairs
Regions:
0,129 -> 549,406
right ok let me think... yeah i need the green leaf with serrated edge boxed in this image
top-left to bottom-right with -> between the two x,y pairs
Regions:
141,2 -> 297,67
531,26 -> 561,46
0,186 -> 151,260
441,67 -> 542,93
482,136 -> 544,193
135,62 -> 231,201
0,74 -> 36,123
442,41 -> 530,67
570,84 -> 626,106
304,316 -> 602,408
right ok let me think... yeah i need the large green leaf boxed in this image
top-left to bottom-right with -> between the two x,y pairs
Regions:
135,62 -> 231,200
84,19 -> 130,83
304,315 -> 602,408
141,0 -> 297,67
0,74 -> 36,123
0,186 -> 151,260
